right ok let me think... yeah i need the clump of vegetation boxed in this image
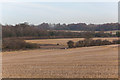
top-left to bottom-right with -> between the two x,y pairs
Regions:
116,32 -> 120,37
67,40 -> 74,48
112,39 -> 120,44
67,39 -> 120,48
2,38 -> 40,51
75,40 -> 85,47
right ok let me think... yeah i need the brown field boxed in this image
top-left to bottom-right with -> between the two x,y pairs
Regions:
2,44 -> 118,78
25,37 -> 119,46
25,37 -> 119,49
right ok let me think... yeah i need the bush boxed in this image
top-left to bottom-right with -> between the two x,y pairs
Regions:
112,39 -> 120,44
68,39 -> 119,48
102,40 -> 112,45
2,38 -> 40,51
75,40 -> 85,47
90,39 -> 102,46
116,32 -> 120,37
67,40 -> 74,48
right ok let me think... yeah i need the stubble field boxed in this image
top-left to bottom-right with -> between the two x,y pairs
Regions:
2,38 -> 119,78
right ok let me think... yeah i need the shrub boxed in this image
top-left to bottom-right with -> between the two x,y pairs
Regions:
2,38 -> 40,51
90,39 -> 103,46
112,39 -> 120,44
116,32 -> 120,37
75,40 -> 85,47
67,40 -> 74,48
69,39 -> 117,48
102,40 -> 112,45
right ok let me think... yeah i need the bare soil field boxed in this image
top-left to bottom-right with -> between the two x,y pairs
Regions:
2,45 -> 118,78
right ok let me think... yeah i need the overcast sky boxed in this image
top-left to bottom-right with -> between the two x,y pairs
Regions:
0,0 -> 118,25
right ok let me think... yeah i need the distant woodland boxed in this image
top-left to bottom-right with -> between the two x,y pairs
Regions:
2,22 -> 120,38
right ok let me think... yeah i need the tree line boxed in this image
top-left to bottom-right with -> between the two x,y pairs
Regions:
2,22 -> 119,38
2,22 -> 119,31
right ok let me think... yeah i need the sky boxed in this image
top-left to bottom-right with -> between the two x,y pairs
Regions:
0,0 -> 118,25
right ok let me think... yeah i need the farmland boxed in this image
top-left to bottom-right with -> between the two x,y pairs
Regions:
25,37 -> 119,49
2,37 -> 119,78
2,2 -> 120,79
25,37 -> 118,46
